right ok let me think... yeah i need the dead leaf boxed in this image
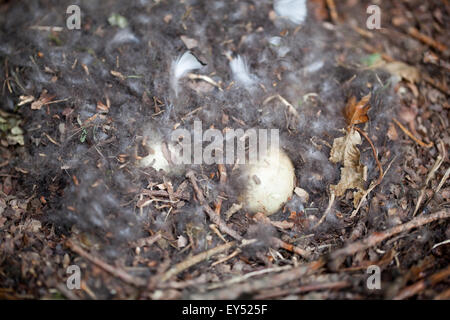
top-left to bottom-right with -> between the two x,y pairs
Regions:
31,90 -> 56,110
329,129 -> 367,207
163,14 -> 173,24
344,93 -> 371,126
180,35 -> 198,49
252,212 -> 294,230
294,187 -> 309,203
27,219 -> 42,233
18,95 -> 35,107
177,235 -> 187,248
96,101 -> 109,113
387,122 -> 398,141
110,70 -> 126,81
383,61 -> 420,83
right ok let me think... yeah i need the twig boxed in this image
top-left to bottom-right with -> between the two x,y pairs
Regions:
326,0 -> 339,24
251,213 -> 310,257
181,106 -> 203,122
66,240 -> 146,287
140,189 -> 190,201
29,25 -> 63,32
157,274 -> 212,290
44,132 -> 61,146
353,126 -> 383,184
436,167 -> 450,193
224,203 -> 243,221
207,265 -> 292,290
211,248 -> 240,267
4,59 -> 12,94
190,260 -> 324,299
44,98 -> 69,106
394,265 -> 450,300
351,157 -> 395,218
55,283 -> 80,300
161,241 -> 237,282
393,119 -> 433,148
313,192 -> 335,229
263,94 -> 300,119
432,239 -> 450,250
407,27 -> 448,53
214,164 -> 227,215
187,73 -> 223,91
269,236 -> 310,258
209,224 -> 228,243
422,74 -> 450,96
434,288 -> 450,300
131,232 -> 162,248
186,170 -> 243,241
413,152 -> 444,216
254,280 -> 351,299
330,210 -> 450,260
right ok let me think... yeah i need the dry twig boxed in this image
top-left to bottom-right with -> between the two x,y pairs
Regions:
214,164 -> 227,215
255,280 -> 351,299
190,260 -> 324,299
161,241 -> 237,282
393,119 -> 433,148
186,170 -> 243,241
187,73 -> 223,91
326,0 -> 339,24
131,232 -> 162,248
330,210 -> 450,261
413,142 -> 445,216
351,157 -> 395,218
353,126 -> 383,184
66,240 -> 146,287
269,236 -> 310,258
407,27 -> 448,53
394,265 -> 450,300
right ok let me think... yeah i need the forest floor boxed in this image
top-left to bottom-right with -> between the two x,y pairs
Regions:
0,0 -> 449,300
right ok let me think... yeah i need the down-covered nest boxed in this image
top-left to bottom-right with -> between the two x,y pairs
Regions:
0,0 -> 448,300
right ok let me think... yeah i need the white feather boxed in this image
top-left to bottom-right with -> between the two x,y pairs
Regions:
229,55 -> 257,88
305,60 -> 324,73
274,0 -> 308,25
171,51 -> 204,95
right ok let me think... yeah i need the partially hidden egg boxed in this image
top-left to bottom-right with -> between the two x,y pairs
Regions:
241,147 -> 295,215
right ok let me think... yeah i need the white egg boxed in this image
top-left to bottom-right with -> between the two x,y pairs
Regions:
241,147 -> 295,215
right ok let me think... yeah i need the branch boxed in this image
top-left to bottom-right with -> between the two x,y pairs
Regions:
330,210 -> 450,260
66,240 -> 146,287
186,170 -> 243,241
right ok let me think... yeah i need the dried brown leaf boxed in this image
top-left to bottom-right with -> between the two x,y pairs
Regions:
30,90 -> 56,110
344,93 -> 371,126
329,129 -> 367,207
383,61 -> 420,83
